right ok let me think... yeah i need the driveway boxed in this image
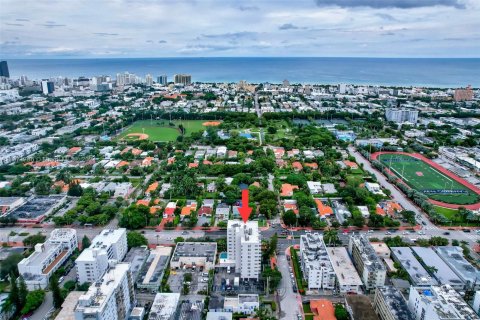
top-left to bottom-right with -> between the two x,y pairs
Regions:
29,291 -> 53,320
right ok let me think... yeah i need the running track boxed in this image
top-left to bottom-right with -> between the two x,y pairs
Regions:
371,151 -> 480,210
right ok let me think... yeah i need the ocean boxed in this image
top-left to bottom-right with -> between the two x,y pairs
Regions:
7,57 -> 480,88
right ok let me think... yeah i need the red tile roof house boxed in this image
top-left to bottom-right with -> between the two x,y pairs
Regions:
281,183 -> 299,197
292,161 -> 303,171
163,201 -> 177,219
198,206 -> 212,217
303,162 -> 318,170
343,160 -> 359,170
67,147 -> 82,156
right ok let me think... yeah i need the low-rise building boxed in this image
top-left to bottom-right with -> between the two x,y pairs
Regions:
148,293 -> 180,320
18,228 -> 78,290
435,246 -> 480,290
170,242 -> 217,271
136,246 -> 172,291
206,311 -> 233,320
299,233 -> 336,290
391,247 -> 437,287
373,286 -> 414,320
411,247 -> 465,290
75,262 -> 135,320
223,294 -> 259,314
348,235 -> 386,291
408,285 -> 479,320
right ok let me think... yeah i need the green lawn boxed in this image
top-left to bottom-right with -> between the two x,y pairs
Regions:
120,120 -> 209,141
434,206 -> 458,220
379,154 -> 479,205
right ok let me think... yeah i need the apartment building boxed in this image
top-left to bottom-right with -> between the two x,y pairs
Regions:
299,233 -> 336,290
76,228 -> 128,284
348,235 -> 386,291
374,286 -> 414,320
74,262 -> 135,320
227,220 -> 261,280
18,228 -> 77,290
385,108 -> 419,124
327,247 -> 363,294
408,285 -> 479,320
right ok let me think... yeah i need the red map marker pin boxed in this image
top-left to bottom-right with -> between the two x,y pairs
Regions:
238,189 -> 252,223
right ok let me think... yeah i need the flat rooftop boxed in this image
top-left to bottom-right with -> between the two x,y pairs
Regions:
149,293 -> 180,320
8,195 -> 65,219
327,247 -> 363,287
351,235 -> 386,272
301,233 -> 334,272
391,247 -> 438,286
139,246 -> 172,285
54,291 -> 84,320
172,242 -> 217,263
435,246 -> 480,286
76,263 -> 130,314
413,285 -> 479,320
206,312 -> 233,320
228,220 -> 259,243
411,247 -> 464,288
123,246 -> 149,281
376,286 -> 414,320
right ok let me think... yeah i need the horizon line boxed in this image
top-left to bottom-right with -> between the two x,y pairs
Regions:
4,56 -> 480,60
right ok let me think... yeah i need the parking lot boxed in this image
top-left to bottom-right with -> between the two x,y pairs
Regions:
167,269 -> 209,294
213,267 -> 264,295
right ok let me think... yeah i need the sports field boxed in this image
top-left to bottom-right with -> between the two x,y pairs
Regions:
378,153 -> 479,205
119,120 -> 218,141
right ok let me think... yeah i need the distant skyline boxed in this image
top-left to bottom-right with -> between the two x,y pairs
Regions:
1,0 -> 479,58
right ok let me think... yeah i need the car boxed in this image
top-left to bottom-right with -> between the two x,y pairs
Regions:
59,276 -> 64,283
403,232 -> 408,235
463,229 -> 471,233
385,231 -> 391,235
443,232 -> 450,235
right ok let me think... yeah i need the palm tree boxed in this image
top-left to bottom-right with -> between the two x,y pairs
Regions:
324,229 -> 339,247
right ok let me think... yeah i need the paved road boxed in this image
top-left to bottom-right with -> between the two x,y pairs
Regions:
254,93 -> 261,117
277,252 -> 301,319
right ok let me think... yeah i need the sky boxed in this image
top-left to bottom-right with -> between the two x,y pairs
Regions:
1,0 -> 479,58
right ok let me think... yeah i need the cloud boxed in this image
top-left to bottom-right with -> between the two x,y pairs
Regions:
93,32 -> 119,36
16,18 -> 29,21
375,13 -> 397,21
238,5 -> 258,11
314,0 -> 466,9
5,23 -> 24,26
158,40 -> 167,44
42,21 -> 66,28
279,23 -> 299,30
200,31 -> 257,40
146,40 -> 153,43
179,44 -> 237,53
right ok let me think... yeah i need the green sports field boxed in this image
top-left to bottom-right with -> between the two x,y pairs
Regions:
119,120 -> 210,141
378,154 -> 479,205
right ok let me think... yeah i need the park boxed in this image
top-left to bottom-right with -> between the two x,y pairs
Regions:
119,120 -> 221,142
